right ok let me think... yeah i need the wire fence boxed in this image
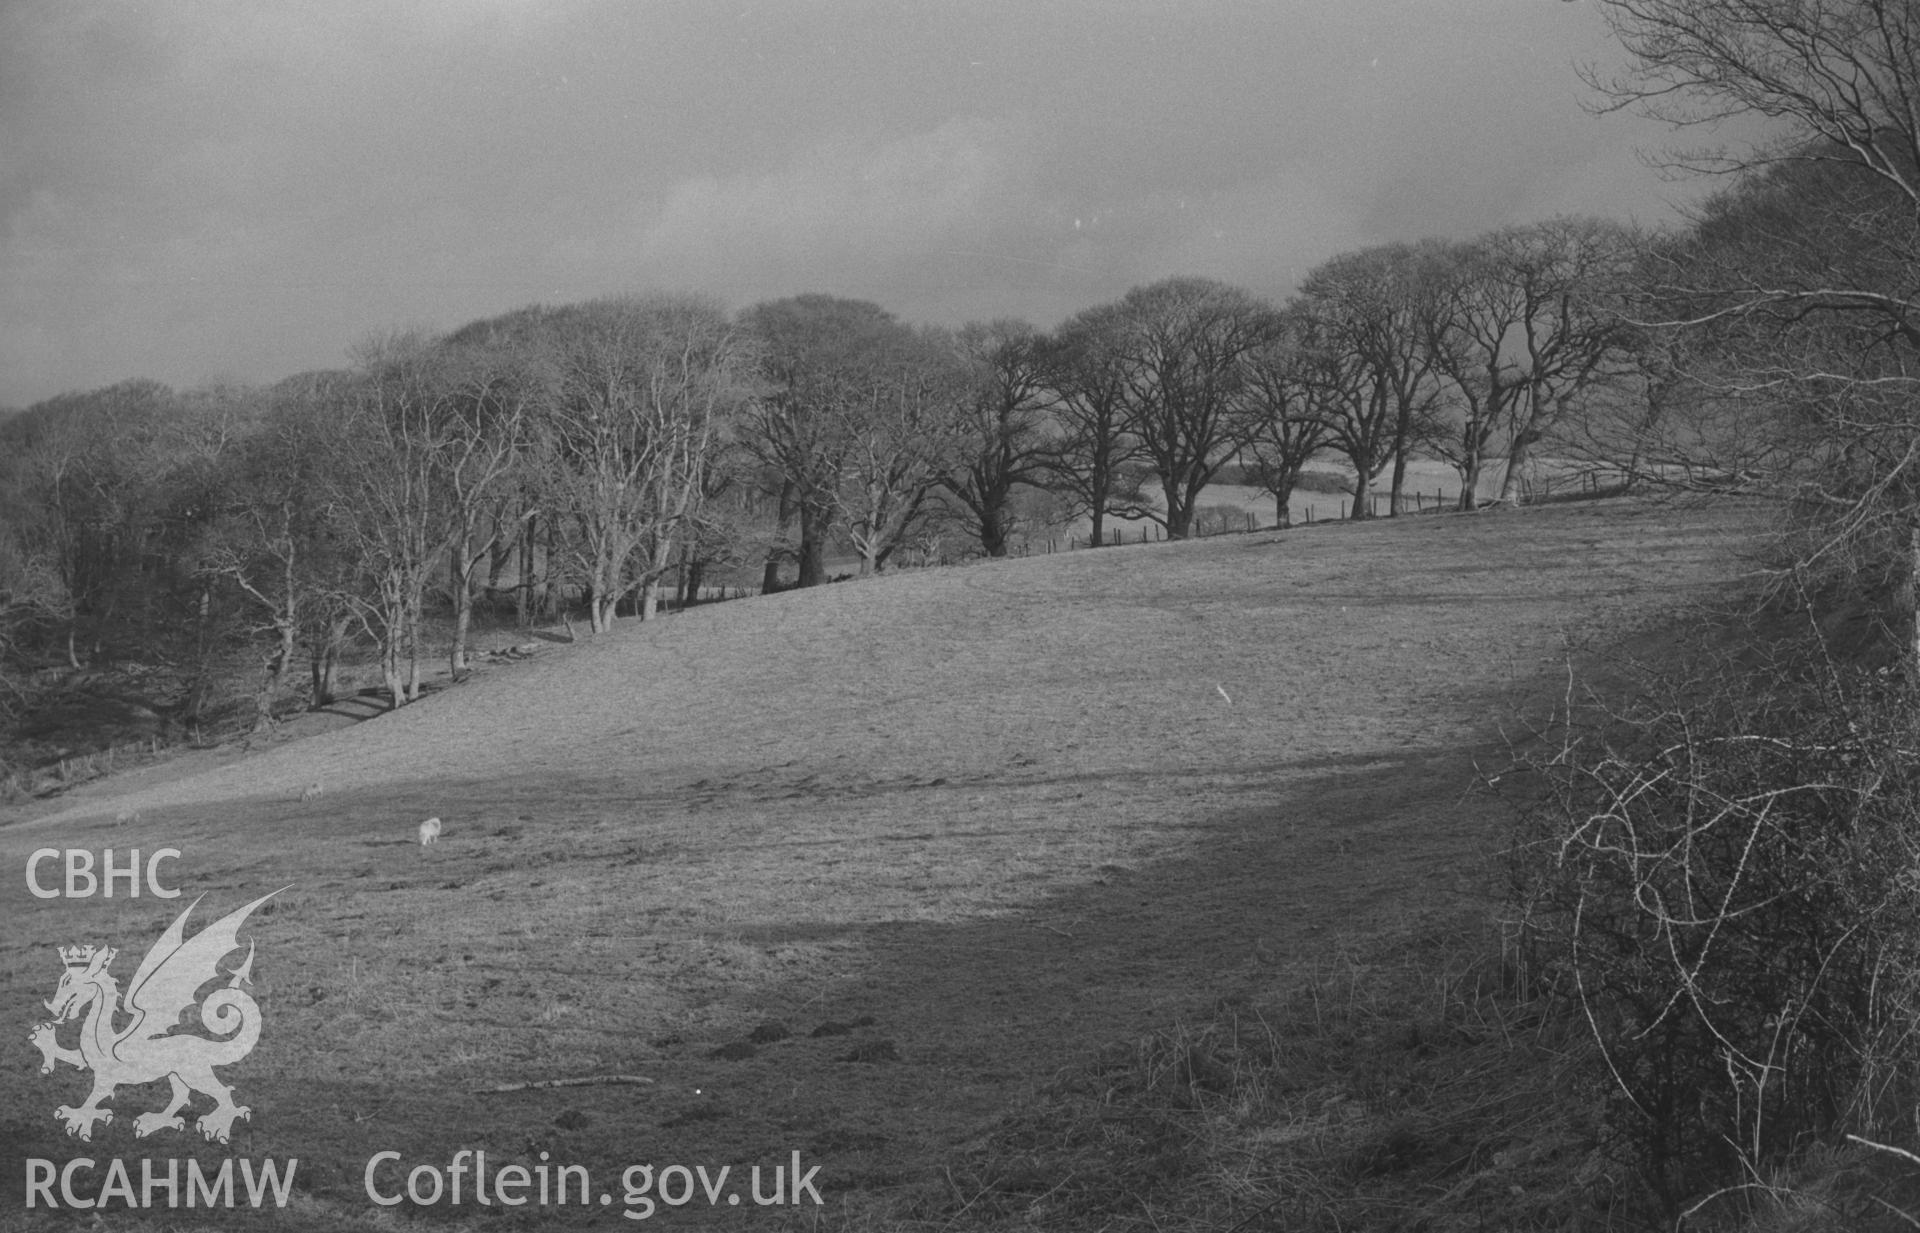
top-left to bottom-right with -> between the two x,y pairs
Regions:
1012,486 -> 1466,555
682,470 -> 1625,589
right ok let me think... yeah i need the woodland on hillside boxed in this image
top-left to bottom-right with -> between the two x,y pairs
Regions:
0,217 -> 1666,743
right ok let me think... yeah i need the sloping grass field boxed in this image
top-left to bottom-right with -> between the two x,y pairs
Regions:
0,496 -> 1757,1230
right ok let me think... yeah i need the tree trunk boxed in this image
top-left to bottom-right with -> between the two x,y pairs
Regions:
310,615 -> 347,707
404,595 -> 423,703
797,504 -> 829,588
1273,482 -> 1297,527
587,563 -> 617,632
485,530 -> 511,602
544,516 -> 563,618
1455,446 -> 1484,511
761,557 -> 783,594
381,634 -> 403,712
980,506 -> 1009,558
1161,471 -> 1194,540
639,537 -> 674,620
515,514 -> 535,628
591,592 -> 617,634
1499,384 -> 1544,503
1499,431 -> 1538,504
1388,448 -> 1409,517
253,617 -> 297,733
449,541 -> 474,679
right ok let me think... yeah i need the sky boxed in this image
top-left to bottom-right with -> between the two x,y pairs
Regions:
0,1 -> 1724,409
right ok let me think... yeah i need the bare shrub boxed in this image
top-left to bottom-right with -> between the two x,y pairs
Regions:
1507,622 -> 1920,1216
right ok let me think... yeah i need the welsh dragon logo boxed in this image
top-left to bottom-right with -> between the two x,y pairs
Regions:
28,889 -> 283,1144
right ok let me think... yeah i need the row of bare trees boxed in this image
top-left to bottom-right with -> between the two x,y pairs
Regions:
0,298 -> 752,728
0,215 -> 1658,730
1031,223 -> 1648,546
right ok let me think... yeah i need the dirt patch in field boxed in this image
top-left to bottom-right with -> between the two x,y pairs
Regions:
0,496 -> 1758,1229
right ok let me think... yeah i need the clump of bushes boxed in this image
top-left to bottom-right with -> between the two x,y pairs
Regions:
1293,468 -> 1354,494
1506,620 -> 1920,1222
1189,504 -> 1254,537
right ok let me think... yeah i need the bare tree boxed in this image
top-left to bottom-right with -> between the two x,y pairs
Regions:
1294,246 -> 1443,519
433,346 -> 535,671
1555,259 -> 1766,495
837,328 -> 969,575
327,338 -> 453,707
674,441 -> 758,606
1589,0 -> 1920,224
1109,278 -> 1276,538
199,380 -> 355,728
944,320 -> 1055,557
1424,239 -> 1536,509
1039,303 -> 1151,550
540,296 -> 747,631
741,296 -> 929,587
2,381 -> 177,664
1235,310 -> 1331,524
1483,220 -> 1640,501
1591,0 -> 1920,644
1417,222 -> 1638,506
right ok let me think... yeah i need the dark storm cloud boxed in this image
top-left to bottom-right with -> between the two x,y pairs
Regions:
0,1 -> 1713,407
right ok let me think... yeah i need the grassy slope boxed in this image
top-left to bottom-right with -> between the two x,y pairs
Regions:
0,496 -> 1756,1230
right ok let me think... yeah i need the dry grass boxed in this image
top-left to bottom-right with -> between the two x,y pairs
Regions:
880,923 -> 1618,1232
0,495 -> 1758,1230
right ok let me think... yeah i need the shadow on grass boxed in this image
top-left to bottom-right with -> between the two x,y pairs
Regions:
3,742 -> 1565,1231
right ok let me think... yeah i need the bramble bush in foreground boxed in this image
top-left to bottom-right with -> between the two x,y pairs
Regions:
1508,624 -> 1920,1222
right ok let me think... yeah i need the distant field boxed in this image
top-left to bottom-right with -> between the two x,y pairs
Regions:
1099,459 -> 1477,545
0,495 -> 1760,1229
1010,457 -> 1598,555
